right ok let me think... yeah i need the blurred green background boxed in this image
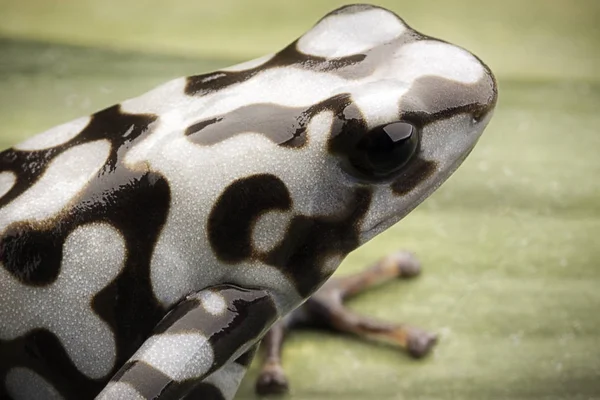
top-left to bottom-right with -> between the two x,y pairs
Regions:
1,0 -> 599,399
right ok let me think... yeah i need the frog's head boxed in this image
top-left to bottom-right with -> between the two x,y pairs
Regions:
167,4 -> 497,301
296,5 -> 500,245
220,4 -> 496,247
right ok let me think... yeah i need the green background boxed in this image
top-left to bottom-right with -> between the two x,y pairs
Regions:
1,1 -> 599,399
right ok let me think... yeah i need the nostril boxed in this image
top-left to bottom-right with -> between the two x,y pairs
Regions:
472,90 -> 497,124
471,106 -> 488,124
471,71 -> 498,126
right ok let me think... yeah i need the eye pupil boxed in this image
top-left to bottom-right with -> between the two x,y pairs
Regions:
349,121 -> 419,178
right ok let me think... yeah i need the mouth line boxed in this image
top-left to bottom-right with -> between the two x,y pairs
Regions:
360,218 -> 389,242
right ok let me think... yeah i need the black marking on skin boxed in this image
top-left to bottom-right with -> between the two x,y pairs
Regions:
184,93 -> 355,149
321,95 -> 441,196
89,170 -> 170,370
386,75 -> 497,197
185,104 -> 306,147
110,360 -> 172,400
0,107 -> 170,398
208,172 -> 372,298
185,41 -> 365,97
398,75 -> 497,126
265,187 -> 372,297
0,105 -> 157,208
206,288 -> 277,370
390,158 -> 438,196
0,329 -> 104,399
151,297 -> 202,335
0,104 -> 158,284
199,94 -> 372,298
208,174 -> 292,264
0,226 -> 62,285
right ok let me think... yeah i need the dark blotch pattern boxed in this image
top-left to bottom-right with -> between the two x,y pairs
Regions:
0,106 -> 170,399
185,41 -> 365,97
0,226 -> 62,286
398,74 -> 497,126
0,105 -> 159,286
0,105 -> 157,208
208,174 -> 292,263
264,188 -> 372,297
184,93 -> 356,150
111,361 -> 173,400
390,158 -> 438,196
185,104 -> 306,147
0,329 -> 104,399
208,173 -> 372,298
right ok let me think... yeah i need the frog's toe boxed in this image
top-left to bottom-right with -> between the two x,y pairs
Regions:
406,328 -> 438,359
387,251 -> 421,278
256,361 -> 289,396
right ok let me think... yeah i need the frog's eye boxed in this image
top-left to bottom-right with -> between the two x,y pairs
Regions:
348,121 -> 419,179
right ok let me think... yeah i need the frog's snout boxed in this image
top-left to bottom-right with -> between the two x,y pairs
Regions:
474,68 -> 499,124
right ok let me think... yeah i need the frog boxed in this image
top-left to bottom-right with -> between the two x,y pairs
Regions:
0,4 -> 497,400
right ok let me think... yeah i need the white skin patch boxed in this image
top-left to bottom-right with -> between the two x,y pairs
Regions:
348,81 -> 409,128
193,68 -> 347,119
251,210 -> 291,254
0,223 -> 125,379
0,171 -> 16,199
96,382 -> 146,400
297,6 -> 406,58
0,140 -> 110,227
132,332 -> 214,381
394,41 -> 485,84
5,368 -> 64,400
120,78 -> 188,116
14,116 -> 90,151
199,291 -> 227,316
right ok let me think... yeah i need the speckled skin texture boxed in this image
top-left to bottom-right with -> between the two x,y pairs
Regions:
0,4 -> 496,399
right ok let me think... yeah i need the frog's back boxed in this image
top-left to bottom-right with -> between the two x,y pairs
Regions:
0,105 -> 175,398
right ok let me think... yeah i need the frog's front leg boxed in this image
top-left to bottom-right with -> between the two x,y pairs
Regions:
256,252 -> 438,396
97,285 -> 277,400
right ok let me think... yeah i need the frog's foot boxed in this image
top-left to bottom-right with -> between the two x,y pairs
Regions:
255,251 -> 437,395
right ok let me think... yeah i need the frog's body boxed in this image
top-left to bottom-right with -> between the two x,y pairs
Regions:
0,4 -> 496,399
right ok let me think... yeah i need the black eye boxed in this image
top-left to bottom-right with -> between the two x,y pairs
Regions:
348,121 -> 419,178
